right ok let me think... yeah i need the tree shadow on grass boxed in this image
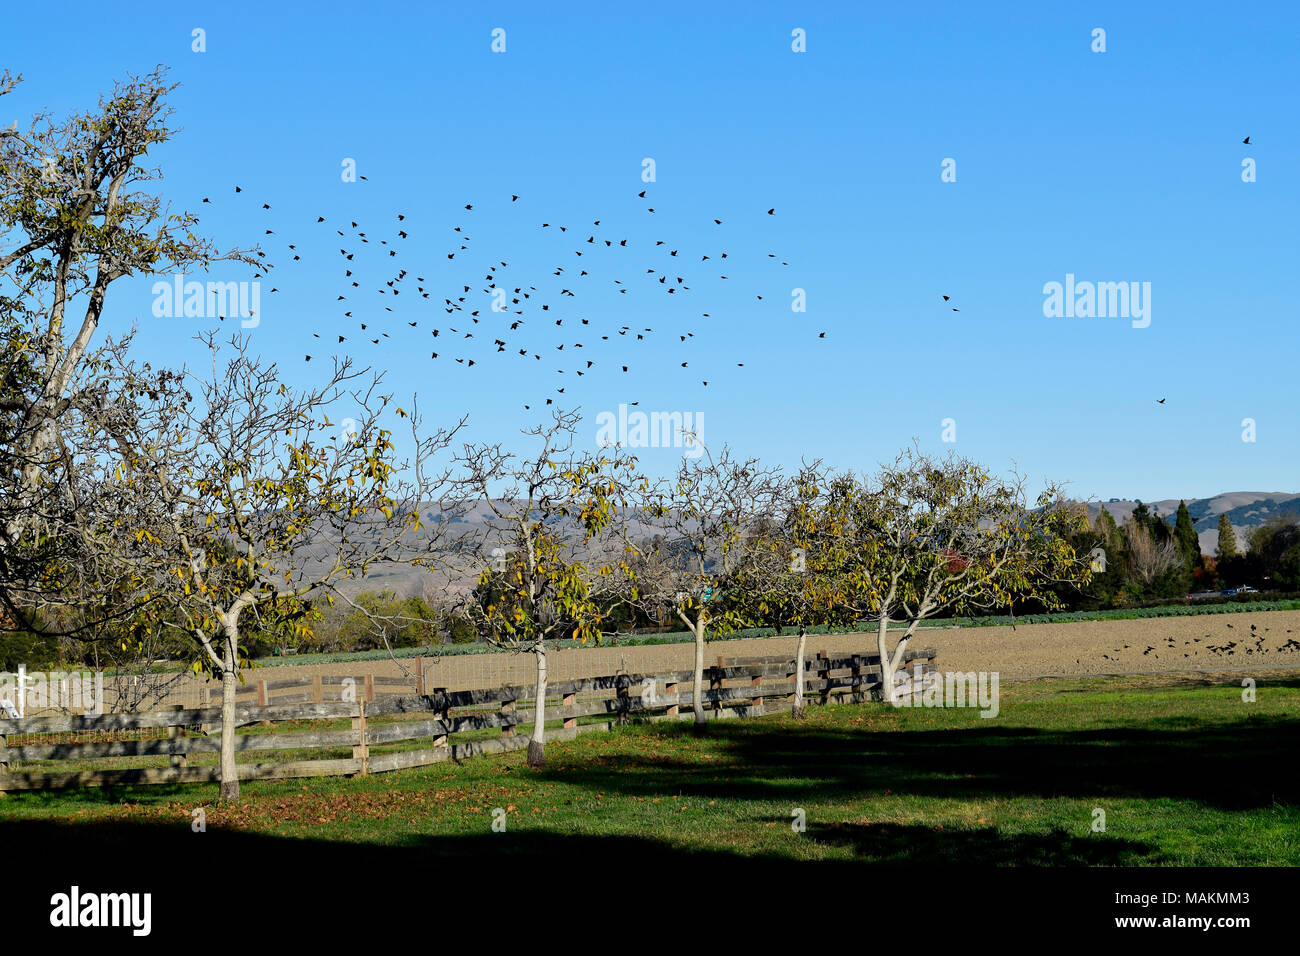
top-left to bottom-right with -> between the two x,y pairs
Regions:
800,821 -> 1148,865
2,816 -> 846,923
543,714 -> 1300,811
0,813 -> 1149,913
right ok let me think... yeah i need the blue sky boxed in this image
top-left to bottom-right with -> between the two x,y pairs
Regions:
3,1 -> 1297,501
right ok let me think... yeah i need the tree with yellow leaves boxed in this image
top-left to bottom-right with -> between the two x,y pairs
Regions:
90,332 -> 466,800
809,447 -> 1092,703
454,408 -> 639,767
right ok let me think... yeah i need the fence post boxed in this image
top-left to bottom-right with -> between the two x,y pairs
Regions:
415,657 -> 426,696
562,689 -> 577,730
432,687 -> 449,751
817,650 -> 830,706
615,668 -> 631,726
256,679 -> 268,707
711,658 -> 728,717
913,652 -> 931,695
168,704 -> 187,770
665,679 -> 679,718
364,674 -> 375,702
750,669 -> 763,715
500,695 -> 516,738
352,699 -> 369,774
199,684 -> 211,735
851,654 -> 864,703
312,674 -> 323,704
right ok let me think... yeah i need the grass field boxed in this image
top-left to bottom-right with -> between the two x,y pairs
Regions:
5,672 -> 1297,867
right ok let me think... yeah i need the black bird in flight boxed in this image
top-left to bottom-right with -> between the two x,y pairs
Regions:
1157,398 -> 1166,404
1243,136 -> 1251,145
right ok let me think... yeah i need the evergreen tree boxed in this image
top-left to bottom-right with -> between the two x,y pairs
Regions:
1150,505 -> 1173,544
1095,506 -> 1121,549
1216,514 -> 1238,559
1174,501 -> 1201,568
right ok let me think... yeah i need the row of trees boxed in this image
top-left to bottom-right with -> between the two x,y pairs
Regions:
1215,513 -> 1300,592
3,324 -> 1098,795
2,67 -> 1094,800
1077,501 -> 1200,607
1056,501 -> 1299,611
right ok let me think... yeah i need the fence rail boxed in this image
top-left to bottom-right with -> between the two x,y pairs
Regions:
0,647 -> 937,792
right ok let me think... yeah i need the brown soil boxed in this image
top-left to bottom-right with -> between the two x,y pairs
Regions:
218,608 -> 1300,699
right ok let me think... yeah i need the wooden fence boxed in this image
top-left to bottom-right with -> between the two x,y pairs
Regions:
0,646 -> 937,792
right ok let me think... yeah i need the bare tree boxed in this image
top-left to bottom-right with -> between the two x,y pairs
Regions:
1125,518 -> 1181,585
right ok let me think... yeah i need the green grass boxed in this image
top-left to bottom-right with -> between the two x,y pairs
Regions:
4,673 -> 1297,866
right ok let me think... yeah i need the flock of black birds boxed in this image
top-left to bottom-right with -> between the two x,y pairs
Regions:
196,132 -> 1257,415
1093,622 -> 1299,665
198,182 -> 885,410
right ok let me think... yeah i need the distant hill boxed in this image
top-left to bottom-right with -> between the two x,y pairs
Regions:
1083,492 -> 1300,555
305,492 -> 1300,600
293,500 -> 664,601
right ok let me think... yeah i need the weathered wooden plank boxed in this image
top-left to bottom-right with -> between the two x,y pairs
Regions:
366,719 -> 448,745
371,675 -> 417,686
264,692 -> 315,706
0,699 -> 358,736
449,712 -> 518,732
368,747 -> 448,773
451,734 -> 530,760
0,757 -> 361,791
261,677 -> 314,691
6,727 -> 360,761
365,693 -> 445,718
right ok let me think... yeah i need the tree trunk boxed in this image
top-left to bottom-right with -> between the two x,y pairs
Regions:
3,415 -> 57,545
691,620 -> 707,732
876,616 -> 895,705
888,622 -> 918,702
218,614 -> 242,801
793,626 -> 807,718
218,662 -> 240,802
527,642 -> 546,767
